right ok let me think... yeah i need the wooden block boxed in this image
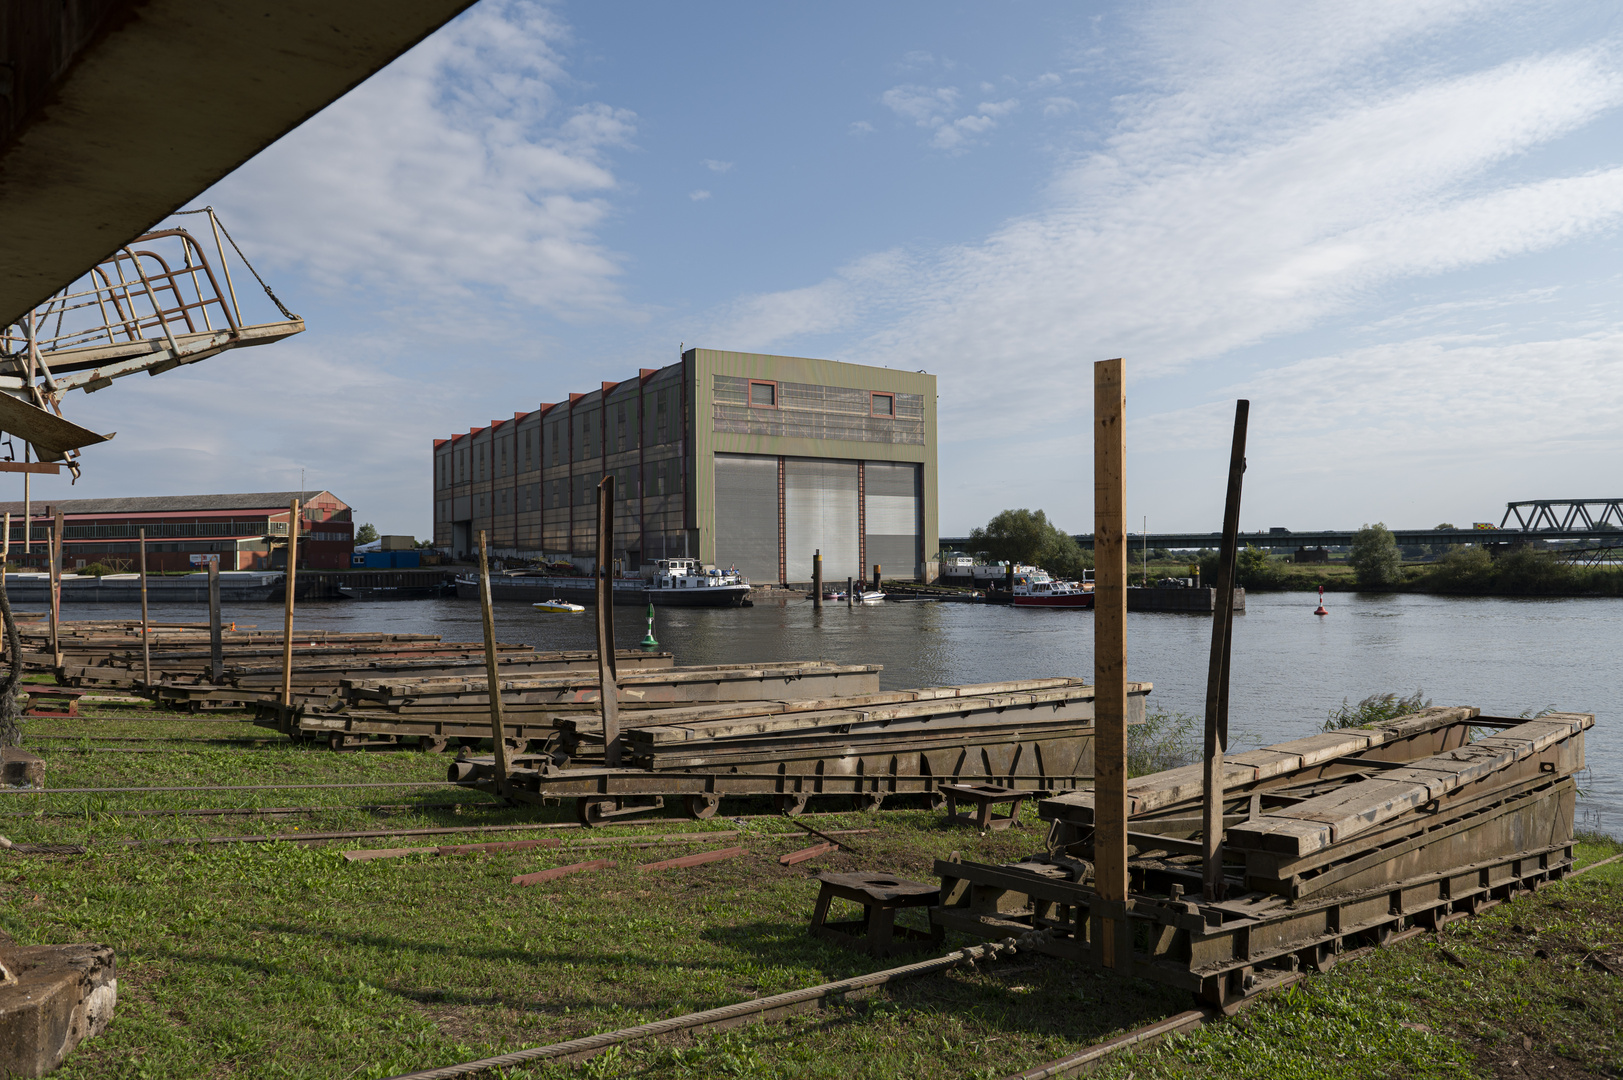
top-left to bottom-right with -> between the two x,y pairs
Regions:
779,842 -> 836,866
437,838 -> 561,856
513,859 -> 616,886
342,847 -> 427,862
636,846 -> 746,872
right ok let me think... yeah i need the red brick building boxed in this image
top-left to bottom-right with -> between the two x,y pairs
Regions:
0,491 -> 354,572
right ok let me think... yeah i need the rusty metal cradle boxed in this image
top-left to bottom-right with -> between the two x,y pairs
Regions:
930,706 -> 1590,1011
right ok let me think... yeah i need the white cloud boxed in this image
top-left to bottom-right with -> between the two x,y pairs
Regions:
881,84 -> 1019,151
689,189 -> 712,201
703,159 -> 734,173
731,21 -> 1623,428
849,120 -> 875,135
201,0 -> 636,320
881,84 -> 960,125
697,3 -> 1623,527
1042,96 -> 1079,118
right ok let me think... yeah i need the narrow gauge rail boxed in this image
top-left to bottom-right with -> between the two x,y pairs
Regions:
452,678 -> 1148,823
929,706 -> 1591,1012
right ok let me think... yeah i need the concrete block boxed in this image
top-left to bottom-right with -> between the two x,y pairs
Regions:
0,940 -> 117,1078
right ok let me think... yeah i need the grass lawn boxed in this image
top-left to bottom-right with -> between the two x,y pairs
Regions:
2,701 -> 1619,1078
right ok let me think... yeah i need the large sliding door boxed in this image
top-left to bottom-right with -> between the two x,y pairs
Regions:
864,461 -> 921,580
785,458 -> 859,582
713,454 -> 780,583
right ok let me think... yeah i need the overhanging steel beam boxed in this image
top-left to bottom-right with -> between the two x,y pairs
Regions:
0,0 -> 477,328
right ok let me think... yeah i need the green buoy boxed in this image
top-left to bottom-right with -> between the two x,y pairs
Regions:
640,601 -> 659,648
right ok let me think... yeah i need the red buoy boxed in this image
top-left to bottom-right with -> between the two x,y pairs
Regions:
1314,585 -> 1328,616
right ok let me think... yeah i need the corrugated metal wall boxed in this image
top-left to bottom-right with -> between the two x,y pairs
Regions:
713,453 -> 779,582
864,461 -> 921,580
785,458 -> 859,582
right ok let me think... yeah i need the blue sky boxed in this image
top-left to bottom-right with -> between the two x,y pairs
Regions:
41,0 -> 1623,539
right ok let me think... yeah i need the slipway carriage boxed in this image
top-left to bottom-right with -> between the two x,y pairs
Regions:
929,705 -> 1590,1011
450,678 -> 1148,824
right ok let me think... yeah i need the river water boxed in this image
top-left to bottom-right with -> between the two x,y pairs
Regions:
62,591 -> 1623,834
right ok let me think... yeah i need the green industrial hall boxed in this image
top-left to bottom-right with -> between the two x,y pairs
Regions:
433,349 -> 939,584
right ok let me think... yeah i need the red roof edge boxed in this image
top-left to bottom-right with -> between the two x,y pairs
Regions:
639,368 -> 658,380
434,438 -> 448,448
601,380 -> 619,395
568,392 -> 584,404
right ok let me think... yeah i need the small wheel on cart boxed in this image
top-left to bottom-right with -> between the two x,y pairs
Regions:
775,792 -> 809,817
576,798 -> 616,827
418,735 -> 449,754
684,793 -> 721,820
1297,941 -> 1337,974
852,792 -> 885,813
927,788 -> 948,811
327,733 -> 349,752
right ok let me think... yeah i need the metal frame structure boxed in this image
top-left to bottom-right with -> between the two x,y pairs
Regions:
0,209 -> 302,472
1500,499 -> 1623,533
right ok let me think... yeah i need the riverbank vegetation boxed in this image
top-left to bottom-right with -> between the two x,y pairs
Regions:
1188,542 -> 1623,597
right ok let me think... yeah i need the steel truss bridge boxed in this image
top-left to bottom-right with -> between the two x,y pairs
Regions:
941,499 -> 1623,552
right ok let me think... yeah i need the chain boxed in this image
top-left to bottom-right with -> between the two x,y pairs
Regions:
170,207 -> 299,321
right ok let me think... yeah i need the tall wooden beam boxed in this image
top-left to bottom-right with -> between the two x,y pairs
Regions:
280,499 -> 300,707
138,527 -> 150,687
477,529 -> 509,793
1202,400 -> 1249,901
596,475 -> 622,767
1093,358 -> 1128,969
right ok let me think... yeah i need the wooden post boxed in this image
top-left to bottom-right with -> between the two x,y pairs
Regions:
280,499 -> 300,708
813,550 -> 822,609
1202,400 -> 1249,901
595,476 -> 621,767
1093,358 -> 1128,970
846,576 -> 853,608
1,511 -> 8,564
207,559 -> 223,682
138,528 -> 150,687
49,506 -> 61,666
872,564 -> 881,592
22,451 -> 30,557
477,530 -> 509,791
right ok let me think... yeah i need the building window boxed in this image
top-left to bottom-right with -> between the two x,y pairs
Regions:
749,380 -> 777,408
871,392 -> 894,417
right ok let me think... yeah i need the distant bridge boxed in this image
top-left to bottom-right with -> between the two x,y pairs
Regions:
940,499 -> 1623,552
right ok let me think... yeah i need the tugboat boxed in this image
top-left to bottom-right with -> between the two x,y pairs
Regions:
1011,569 -> 1094,609
645,558 -> 752,608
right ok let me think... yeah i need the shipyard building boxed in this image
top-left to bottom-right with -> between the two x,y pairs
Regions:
0,491 -> 354,572
433,349 -> 938,584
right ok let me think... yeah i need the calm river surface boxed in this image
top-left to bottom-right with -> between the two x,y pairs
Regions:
66,591 -> 1623,834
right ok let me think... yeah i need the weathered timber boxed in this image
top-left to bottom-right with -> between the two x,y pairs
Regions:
930,706 -> 1591,1012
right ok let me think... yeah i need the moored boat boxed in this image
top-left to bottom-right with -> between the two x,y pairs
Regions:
645,558 -> 751,608
1010,569 -> 1094,609
533,598 -> 585,613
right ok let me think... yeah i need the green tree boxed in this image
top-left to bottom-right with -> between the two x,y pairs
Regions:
1349,522 -> 1402,588
1198,544 -> 1283,589
969,509 -> 1092,578
356,523 -> 379,544
1427,544 -> 1492,591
